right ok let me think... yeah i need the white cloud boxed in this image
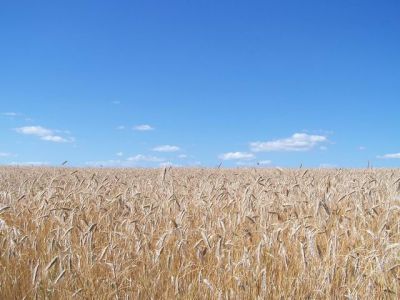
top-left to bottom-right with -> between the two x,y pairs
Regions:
86,154 -> 167,167
178,154 -> 188,159
319,163 -> 337,168
219,152 -> 255,161
2,112 -> 19,117
133,124 -> 154,131
127,154 -> 164,162
236,161 -> 253,166
85,160 -> 122,167
378,153 -> 400,159
258,160 -> 272,165
116,152 -> 124,157
0,152 -> 12,157
359,146 -> 366,151
116,125 -> 125,130
41,135 -> 68,143
15,126 -> 73,143
9,161 -> 49,166
159,161 -> 178,167
16,126 -> 52,136
153,145 -> 180,152
236,160 -> 272,167
250,133 -> 327,152
86,156 -> 174,167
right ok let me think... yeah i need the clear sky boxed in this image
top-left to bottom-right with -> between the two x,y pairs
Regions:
1,0 -> 400,168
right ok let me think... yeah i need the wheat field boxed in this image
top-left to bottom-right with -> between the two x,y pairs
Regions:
1,167 -> 400,299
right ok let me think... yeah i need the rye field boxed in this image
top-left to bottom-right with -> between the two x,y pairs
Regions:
1,167 -> 400,299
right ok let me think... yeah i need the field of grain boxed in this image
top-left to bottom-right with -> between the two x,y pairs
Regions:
1,167 -> 400,299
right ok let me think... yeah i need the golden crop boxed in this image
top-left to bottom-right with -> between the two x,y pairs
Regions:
1,167 -> 400,299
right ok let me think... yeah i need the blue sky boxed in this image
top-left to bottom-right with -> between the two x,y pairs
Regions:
1,0 -> 400,168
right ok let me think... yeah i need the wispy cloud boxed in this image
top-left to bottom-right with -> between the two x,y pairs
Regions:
250,133 -> 327,152
15,126 -> 74,143
133,124 -> 154,131
219,152 -> 255,161
178,154 -> 188,159
127,154 -> 164,162
236,160 -> 272,167
153,145 -> 180,152
16,126 -> 52,136
86,154 -> 167,167
85,160 -> 122,167
41,135 -> 68,143
159,161 -> 178,167
2,112 -> 19,117
319,163 -> 337,168
9,161 -> 49,166
377,153 -> 400,159
359,146 -> 366,151
0,152 -> 13,157
116,125 -> 125,130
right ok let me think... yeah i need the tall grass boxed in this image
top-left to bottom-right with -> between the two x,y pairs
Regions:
1,167 -> 400,299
